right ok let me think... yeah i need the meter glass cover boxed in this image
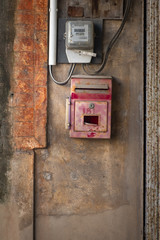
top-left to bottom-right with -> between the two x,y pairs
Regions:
66,21 -> 94,50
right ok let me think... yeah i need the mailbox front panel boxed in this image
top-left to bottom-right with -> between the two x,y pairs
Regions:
74,101 -> 108,132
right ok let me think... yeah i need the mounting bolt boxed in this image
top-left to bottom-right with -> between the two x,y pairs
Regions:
89,103 -> 95,109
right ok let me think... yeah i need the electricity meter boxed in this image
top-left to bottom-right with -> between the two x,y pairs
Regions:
65,21 -> 96,63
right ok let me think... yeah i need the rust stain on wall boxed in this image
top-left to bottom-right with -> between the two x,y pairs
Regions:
59,0 -> 123,19
92,0 -> 99,17
12,0 -> 48,150
68,6 -> 84,17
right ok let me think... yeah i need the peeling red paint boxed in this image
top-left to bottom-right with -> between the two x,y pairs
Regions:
12,0 -> 48,149
87,132 -> 96,138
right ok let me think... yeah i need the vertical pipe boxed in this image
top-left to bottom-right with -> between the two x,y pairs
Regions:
48,0 -> 57,65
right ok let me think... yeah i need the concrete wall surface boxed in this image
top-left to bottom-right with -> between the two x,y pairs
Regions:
35,0 -> 143,239
0,0 -> 143,239
0,1 -> 34,238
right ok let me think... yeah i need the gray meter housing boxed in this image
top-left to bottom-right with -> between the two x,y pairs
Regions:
65,21 -> 95,63
66,21 -> 94,50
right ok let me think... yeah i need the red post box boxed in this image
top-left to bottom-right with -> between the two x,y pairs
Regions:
66,76 -> 112,139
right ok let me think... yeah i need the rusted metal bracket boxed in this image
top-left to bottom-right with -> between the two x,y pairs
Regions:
59,0 -> 124,19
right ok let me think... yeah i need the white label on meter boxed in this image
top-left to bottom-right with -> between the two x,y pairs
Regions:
71,25 -> 89,42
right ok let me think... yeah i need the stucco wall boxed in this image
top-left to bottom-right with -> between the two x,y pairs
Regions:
0,0 -> 143,240
36,0 -> 143,239
0,0 -> 47,239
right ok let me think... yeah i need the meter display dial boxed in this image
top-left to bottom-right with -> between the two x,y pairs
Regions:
66,21 -> 94,50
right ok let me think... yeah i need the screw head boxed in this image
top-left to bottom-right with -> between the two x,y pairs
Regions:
89,103 -> 95,109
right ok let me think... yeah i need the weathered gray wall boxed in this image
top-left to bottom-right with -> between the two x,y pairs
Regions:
0,0 -> 143,239
145,0 -> 160,239
0,0 -> 16,204
36,0 -> 143,239
0,1 -> 34,239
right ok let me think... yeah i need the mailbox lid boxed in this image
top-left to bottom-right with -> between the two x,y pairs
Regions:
71,76 -> 112,101
74,101 -> 108,132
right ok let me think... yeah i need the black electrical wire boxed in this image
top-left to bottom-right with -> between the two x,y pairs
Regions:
49,63 -> 76,85
83,0 -> 132,75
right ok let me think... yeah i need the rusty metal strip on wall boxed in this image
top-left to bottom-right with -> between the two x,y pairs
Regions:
146,0 -> 160,239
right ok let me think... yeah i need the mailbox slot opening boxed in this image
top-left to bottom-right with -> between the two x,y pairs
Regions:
75,84 -> 109,93
84,115 -> 99,125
